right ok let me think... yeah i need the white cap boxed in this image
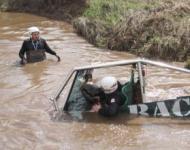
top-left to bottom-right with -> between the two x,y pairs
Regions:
28,26 -> 40,35
101,76 -> 118,94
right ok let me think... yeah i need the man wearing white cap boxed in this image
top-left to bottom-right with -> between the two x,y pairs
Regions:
19,26 -> 61,64
97,76 -> 126,117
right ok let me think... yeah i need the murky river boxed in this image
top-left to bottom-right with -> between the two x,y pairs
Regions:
0,12 -> 190,150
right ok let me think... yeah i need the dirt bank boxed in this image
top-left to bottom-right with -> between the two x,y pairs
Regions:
0,0 -> 87,22
73,0 -> 190,67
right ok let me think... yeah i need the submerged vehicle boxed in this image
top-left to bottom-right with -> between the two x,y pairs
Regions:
51,58 -> 190,117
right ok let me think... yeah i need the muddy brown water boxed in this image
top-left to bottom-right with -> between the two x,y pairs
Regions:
0,12 -> 190,150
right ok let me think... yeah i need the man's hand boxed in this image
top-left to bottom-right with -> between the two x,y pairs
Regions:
20,58 -> 27,65
90,104 -> 101,112
55,55 -> 61,62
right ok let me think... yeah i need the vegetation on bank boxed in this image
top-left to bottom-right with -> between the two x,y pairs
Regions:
73,0 -> 190,66
185,59 -> 190,69
83,0 -> 159,26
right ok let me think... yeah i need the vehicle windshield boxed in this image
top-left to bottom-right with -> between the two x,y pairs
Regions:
64,70 -> 90,112
64,66 -> 136,112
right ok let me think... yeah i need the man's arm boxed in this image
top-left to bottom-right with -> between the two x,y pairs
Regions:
19,41 -> 27,65
99,102 -> 119,117
19,41 -> 26,59
43,40 -> 56,55
43,40 -> 61,61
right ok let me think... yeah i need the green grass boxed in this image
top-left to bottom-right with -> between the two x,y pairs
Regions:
185,59 -> 190,69
83,0 -> 159,25
75,0 -> 190,62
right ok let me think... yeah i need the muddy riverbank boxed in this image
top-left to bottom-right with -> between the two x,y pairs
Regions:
0,0 -> 87,22
74,0 -> 190,65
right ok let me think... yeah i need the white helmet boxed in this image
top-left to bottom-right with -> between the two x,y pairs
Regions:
101,76 -> 118,94
28,26 -> 40,35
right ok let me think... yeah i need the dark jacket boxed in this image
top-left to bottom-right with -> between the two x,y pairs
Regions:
99,82 -> 126,117
19,38 -> 56,62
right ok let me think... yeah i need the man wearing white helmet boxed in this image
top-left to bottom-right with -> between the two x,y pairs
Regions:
97,76 -> 125,117
19,26 -> 61,64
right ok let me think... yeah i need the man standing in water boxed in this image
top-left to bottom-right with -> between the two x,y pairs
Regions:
19,26 -> 61,64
